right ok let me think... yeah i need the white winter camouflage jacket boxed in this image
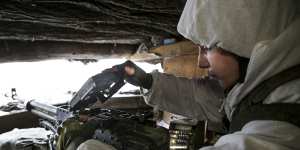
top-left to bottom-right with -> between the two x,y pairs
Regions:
143,0 -> 300,149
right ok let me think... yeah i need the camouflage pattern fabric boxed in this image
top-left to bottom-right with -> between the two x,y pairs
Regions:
56,118 -> 98,150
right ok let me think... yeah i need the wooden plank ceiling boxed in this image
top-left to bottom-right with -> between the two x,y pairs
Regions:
0,0 -> 186,63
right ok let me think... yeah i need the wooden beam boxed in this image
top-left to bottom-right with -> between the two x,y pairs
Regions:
150,41 -> 198,57
163,55 -> 207,79
0,111 -> 39,134
0,40 -> 138,63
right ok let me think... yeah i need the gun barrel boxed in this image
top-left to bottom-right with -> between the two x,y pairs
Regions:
31,109 -> 57,122
26,100 -> 69,122
28,100 -> 57,114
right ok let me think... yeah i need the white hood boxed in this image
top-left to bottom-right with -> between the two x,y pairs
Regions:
226,17 -> 300,119
177,0 -> 300,119
177,0 -> 296,58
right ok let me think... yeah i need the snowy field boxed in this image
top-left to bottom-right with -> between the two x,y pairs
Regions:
0,59 -> 162,106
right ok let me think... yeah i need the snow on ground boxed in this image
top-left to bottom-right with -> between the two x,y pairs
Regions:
0,59 -> 162,106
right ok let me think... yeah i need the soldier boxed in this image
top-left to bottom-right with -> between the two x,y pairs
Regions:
78,0 -> 300,149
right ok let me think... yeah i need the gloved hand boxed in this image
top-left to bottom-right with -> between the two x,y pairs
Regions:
112,60 -> 153,89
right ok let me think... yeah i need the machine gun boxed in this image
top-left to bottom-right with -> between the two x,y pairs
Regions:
26,62 -> 169,150
26,100 -> 169,150
27,62 -> 125,135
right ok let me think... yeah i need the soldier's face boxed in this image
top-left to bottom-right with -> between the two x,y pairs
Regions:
198,46 -> 240,90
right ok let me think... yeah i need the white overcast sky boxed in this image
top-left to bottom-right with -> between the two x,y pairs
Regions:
0,59 -> 162,105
